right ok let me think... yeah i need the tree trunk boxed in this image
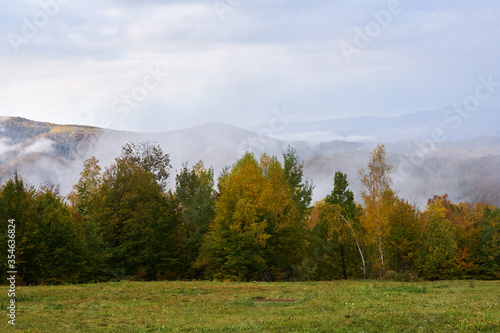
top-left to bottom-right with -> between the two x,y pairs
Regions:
337,211 -> 366,279
340,242 -> 347,280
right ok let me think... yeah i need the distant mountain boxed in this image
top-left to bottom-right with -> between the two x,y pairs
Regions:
1,115 -> 499,207
0,116 -> 101,159
303,146 -> 500,208
254,107 -> 500,142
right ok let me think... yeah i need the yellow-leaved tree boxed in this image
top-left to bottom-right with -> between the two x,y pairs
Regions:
416,197 -> 458,279
198,151 -> 311,281
358,144 -> 394,277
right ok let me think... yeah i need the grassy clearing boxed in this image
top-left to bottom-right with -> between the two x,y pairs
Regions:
1,280 -> 499,332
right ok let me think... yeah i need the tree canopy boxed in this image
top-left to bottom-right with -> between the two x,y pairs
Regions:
1,142 -> 499,285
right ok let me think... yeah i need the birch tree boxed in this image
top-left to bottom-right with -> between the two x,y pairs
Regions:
358,144 -> 393,276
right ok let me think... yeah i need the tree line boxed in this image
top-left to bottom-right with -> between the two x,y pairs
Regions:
0,142 -> 499,285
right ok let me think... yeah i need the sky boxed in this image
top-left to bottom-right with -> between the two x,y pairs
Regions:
1,0 -> 500,133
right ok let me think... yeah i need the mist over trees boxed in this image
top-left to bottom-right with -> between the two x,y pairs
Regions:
1,142 -> 499,285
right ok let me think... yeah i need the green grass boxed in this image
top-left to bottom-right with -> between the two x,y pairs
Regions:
1,280 -> 499,332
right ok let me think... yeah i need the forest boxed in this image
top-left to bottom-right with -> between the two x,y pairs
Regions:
0,141 -> 499,285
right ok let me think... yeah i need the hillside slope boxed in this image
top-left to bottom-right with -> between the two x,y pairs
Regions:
1,116 -> 499,206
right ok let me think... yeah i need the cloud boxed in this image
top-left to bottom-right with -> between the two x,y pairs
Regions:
22,137 -> 55,155
0,136 -> 55,159
269,131 -> 376,143
1,0 -> 500,132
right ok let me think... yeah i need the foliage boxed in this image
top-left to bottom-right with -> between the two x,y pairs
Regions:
199,152 -> 309,281
68,156 -> 102,216
386,198 -> 423,274
478,207 -> 500,278
309,172 -> 364,280
416,199 -> 458,280
358,144 -> 394,276
283,146 -> 313,217
118,141 -> 171,191
0,174 -> 88,285
0,142 -> 499,285
93,157 -> 182,280
175,161 -> 216,278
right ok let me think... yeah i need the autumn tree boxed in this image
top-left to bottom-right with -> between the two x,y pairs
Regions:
310,172 -> 363,279
1,175 -> 88,285
68,157 -> 108,281
175,161 -> 216,278
386,198 -> 423,274
77,142 -> 182,280
262,153 -> 310,281
441,198 -> 483,278
119,141 -> 171,191
199,152 -> 309,281
418,195 -> 486,278
358,144 -> 393,276
0,173 -> 31,284
477,207 -> 500,279
68,156 -> 102,217
416,197 -> 458,280
93,156 -> 182,280
199,153 -> 271,281
27,185 -> 88,284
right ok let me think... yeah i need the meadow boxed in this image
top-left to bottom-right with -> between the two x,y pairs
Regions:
1,280 -> 499,332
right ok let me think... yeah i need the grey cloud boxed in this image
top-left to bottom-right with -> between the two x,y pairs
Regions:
1,0 -> 500,132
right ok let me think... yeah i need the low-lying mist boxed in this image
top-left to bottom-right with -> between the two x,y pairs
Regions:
1,118 -> 499,208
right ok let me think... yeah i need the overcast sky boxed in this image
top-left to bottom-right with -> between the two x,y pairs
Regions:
1,0 -> 499,132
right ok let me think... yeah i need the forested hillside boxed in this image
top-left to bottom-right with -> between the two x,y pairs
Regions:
1,116 -> 101,157
1,116 -> 500,207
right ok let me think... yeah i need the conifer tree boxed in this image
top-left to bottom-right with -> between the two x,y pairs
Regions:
310,172 -> 364,279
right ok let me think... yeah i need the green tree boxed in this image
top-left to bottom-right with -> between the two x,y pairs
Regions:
175,161 -> 216,278
143,192 -> 184,280
199,152 -> 309,281
477,207 -> 500,279
416,198 -> 457,280
29,185 -> 88,284
0,173 -> 31,284
68,157 -> 108,282
386,198 -> 423,274
283,146 -> 313,217
262,153 -> 310,281
119,141 -> 171,191
94,157 -> 180,280
313,172 -> 363,279
68,156 -> 102,217
68,142 -> 183,281
1,176 -> 88,285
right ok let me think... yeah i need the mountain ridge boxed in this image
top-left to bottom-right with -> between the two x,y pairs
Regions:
255,107 -> 500,143
1,115 -> 499,206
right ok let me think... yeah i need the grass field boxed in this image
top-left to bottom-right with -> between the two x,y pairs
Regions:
1,280 -> 499,332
